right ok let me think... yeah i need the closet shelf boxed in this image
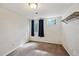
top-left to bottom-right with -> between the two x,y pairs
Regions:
62,11 -> 79,24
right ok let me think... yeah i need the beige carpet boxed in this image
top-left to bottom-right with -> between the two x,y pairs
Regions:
7,42 -> 69,56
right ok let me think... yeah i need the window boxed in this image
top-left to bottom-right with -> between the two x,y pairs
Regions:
34,20 -> 38,32
47,18 -> 56,26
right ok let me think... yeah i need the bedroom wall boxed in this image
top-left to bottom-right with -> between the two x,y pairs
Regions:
61,4 -> 79,55
62,19 -> 79,56
0,8 -> 29,55
30,17 -> 63,44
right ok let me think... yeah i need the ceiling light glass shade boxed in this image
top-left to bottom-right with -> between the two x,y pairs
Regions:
28,3 -> 38,9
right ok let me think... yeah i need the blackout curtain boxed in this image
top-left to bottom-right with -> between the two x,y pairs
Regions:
38,19 -> 44,37
31,20 -> 34,36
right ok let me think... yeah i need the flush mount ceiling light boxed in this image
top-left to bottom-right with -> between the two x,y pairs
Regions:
28,3 -> 38,9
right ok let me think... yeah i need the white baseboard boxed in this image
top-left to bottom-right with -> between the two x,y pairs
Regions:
3,41 -> 29,56
3,46 -> 20,56
62,44 -> 71,56
30,39 -> 61,45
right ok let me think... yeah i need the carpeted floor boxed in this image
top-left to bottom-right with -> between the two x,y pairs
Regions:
7,41 -> 69,56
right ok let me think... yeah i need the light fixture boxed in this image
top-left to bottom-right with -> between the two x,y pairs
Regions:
28,3 -> 38,9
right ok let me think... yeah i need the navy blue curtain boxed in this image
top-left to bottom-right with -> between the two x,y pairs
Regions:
31,20 -> 34,36
38,19 -> 44,37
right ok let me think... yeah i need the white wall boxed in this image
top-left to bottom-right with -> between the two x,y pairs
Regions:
62,20 -> 79,56
0,8 -> 29,55
30,17 -> 63,44
61,4 -> 79,55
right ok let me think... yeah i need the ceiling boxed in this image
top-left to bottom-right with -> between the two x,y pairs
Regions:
0,3 -> 75,19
